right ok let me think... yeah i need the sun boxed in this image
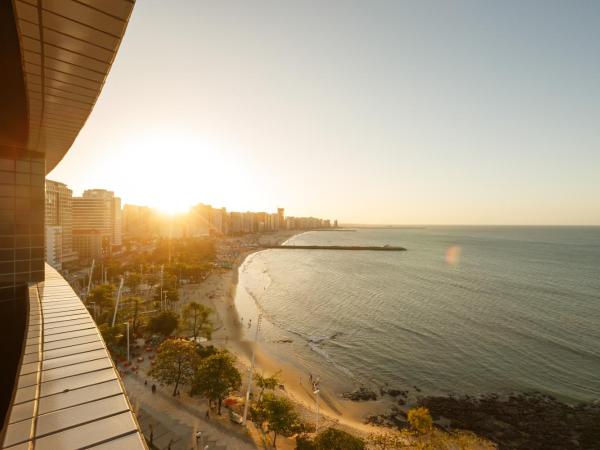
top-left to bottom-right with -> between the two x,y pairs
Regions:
114,130 -> 252,213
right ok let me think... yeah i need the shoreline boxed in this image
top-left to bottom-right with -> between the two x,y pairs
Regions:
179,229 -> 389,438
175,228 -> 600,448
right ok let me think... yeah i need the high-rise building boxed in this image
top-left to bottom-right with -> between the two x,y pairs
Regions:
209,207 -> 224,235
189,203 -> 211,237
230,212 -> 243,234
255,212 -> 267,232
45,180 -> 78,269
277,207 -> 285,229
72,189 -> 122,259
123,204 -> 157,239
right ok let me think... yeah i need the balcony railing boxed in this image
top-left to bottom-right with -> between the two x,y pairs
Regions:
1,265 -> 146,449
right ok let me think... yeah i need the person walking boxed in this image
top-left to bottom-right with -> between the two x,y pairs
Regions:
151,384 -> 156,394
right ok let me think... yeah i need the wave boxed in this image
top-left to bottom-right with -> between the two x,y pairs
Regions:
308,341 -> 355,379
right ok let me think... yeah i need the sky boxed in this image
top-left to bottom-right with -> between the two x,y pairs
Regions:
49,0 -> 600,225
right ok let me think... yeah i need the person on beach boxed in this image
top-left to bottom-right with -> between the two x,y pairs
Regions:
151,384 -> 156,394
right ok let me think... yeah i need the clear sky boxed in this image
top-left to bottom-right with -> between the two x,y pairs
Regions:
49,0 -> 600,224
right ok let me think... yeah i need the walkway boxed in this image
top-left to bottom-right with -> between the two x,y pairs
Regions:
123,373 -> 256,450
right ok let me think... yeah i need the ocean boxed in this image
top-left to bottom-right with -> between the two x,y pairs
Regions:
234,227 -> 600,403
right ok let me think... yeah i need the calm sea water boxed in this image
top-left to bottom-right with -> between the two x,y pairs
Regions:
234,227 -> 600,403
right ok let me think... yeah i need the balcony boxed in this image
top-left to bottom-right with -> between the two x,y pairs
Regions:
1,265 -> 145,449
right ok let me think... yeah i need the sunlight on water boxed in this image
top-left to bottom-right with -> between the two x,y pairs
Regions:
235,227 -> 600,402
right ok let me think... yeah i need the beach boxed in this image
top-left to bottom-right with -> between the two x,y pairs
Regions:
176,230 -> 390,439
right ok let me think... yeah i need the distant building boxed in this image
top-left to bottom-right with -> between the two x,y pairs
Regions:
254,212 -> 267,232
72,230 -> 107,260
230,212 -> 243,234
72,189 -> 122,259
45,180 -> 78,269
122,204 -> 157,239
268,212 -> 280,231
45,226 -> 62,270
189,203 -> 211,237
209,207 -> 224,235
277,208 -> 285,229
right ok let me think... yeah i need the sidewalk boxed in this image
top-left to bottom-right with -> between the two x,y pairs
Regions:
123,373 -> 256,450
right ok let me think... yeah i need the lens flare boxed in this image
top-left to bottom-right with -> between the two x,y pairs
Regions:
446,245 -> 462,266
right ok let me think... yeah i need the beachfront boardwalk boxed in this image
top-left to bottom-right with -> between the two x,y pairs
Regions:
123,373 -> 255,450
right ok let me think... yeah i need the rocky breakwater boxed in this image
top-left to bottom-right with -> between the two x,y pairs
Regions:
420,392 -> 600,450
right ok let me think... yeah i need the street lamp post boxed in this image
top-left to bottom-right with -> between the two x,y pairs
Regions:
111,277 -> 125,327
314,388 -> 320,433
124,321 -> 130,362
242,314 -> 262,425
159,264 -> 164,309
195,431 -> 203,449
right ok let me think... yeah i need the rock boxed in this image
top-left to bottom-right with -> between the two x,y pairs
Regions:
343,386 -> 378,401
417,392 -> 600,450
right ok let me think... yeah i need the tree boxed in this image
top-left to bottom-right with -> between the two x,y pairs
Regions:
191,349 -> 241,414
197,344 -> 218,359
407,407 -> 433,434
147,311 -> 179,336
125,272 -> 142,293
182,302 -> 213,341
313,428 -> 365,450
122,296 -> 143,334
88,284 -> 114,316
148,338 -> 198,396
255,371 -> 281,403
259,393 -> 299,447
99,323 -> 125,348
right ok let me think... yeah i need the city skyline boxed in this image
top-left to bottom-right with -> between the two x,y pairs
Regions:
44,177 -> 336,269
48,0 -> 600,224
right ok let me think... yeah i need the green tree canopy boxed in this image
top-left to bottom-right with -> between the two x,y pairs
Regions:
147,311 -> 179,336
257,393 -> 299,447
148,338 -> 198,396
255,371 -> 281,403
196,344 -> 218,359
125,272 -> 142,292
313,428 -> 365,450
121,296 -> 144,334
99,323 -> 126,349
191,349 -> 241,414
407,406 -> 433,434
182,302 -> 213,341
88,284 -> 115,318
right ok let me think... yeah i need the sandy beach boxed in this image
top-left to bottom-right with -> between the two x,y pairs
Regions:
176,230 -> 392,440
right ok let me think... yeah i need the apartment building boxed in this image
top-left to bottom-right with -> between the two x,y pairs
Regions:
45,179 -> 78,269
72,189 -> 122,260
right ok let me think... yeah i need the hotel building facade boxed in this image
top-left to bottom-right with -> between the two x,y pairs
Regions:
0,0 -> 145,448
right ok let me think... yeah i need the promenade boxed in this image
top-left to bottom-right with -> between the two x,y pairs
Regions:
123,373 -> 255,450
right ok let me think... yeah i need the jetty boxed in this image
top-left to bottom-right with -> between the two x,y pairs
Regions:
260,245 -> 406,251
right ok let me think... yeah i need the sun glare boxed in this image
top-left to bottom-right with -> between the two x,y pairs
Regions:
114,131 -> 252,213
